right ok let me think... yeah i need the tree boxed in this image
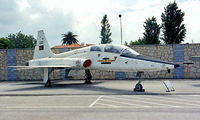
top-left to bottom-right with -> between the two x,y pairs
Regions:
161,1 -> 186,44
129,38 -> 146,46
0,38 -> 10,49
143,16 -> 161,44
124,41 -> 129,47
100,14 -> 112,44
62,32 -> 78,45
7,31 -> 36,48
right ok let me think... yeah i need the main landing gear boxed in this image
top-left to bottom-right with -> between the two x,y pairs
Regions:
133,72 -> 145,92
84,69 -> 92,84
43,69 -> 92,87
45,80 -> 51,87
43,68 -> 52,87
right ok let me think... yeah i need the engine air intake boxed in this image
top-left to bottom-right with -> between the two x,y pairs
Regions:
83,59 -> 92,68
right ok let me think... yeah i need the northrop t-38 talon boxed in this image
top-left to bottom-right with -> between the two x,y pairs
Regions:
11,30 -> 179,92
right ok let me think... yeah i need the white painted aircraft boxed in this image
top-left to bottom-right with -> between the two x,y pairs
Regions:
11,30 -> 179,92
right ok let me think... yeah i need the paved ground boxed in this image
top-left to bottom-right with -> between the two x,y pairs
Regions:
0,79 -> 200,120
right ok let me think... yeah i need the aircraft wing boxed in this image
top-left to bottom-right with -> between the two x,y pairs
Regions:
8,58 -> 92,70
9,65 -> 71,68
8,65 -> 73,70
8,65 -> 72,70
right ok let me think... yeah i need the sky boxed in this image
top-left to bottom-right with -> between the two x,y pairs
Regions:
0,0 -> 200,47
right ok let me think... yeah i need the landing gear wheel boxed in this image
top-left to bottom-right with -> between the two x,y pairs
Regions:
45,80 -> 51,87
84,79 -> 92,84
134,83 -> 145,92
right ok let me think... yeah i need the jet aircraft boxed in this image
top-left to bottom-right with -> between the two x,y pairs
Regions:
11,30 -> 179,92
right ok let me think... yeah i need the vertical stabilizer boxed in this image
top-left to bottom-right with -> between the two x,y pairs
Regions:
33,30 -> 54,59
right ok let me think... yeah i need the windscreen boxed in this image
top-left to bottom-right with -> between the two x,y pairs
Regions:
120,47 -> 139,58
90,46 -> 102,52
104,45 -> 123,54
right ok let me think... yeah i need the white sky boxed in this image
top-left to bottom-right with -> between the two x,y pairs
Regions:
0,0 -> 200,47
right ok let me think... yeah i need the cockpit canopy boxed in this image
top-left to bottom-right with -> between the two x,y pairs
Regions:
104,45 -> 123,54
90,46 -> 102,52
89,44 -> 173,65
90,44 -> 140,58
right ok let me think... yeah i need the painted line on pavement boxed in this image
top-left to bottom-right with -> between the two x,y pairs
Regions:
95,102 -> 119,108
143,95 -> 200,106
99,98 -> 150,107
122,95 -> 181,108
104,96 -> 180,108
88,96 -> 103,108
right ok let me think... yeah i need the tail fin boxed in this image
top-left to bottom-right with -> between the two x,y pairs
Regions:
33,30 -> 54,59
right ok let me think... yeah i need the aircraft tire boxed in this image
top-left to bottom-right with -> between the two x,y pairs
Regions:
84,80 -> 92,84
134,83 -> 143,92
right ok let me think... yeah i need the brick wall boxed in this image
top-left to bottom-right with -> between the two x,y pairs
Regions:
184,44 -> 200,78
0,50 -> 8,80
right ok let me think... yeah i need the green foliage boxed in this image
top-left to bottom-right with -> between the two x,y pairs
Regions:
129,16 -> 160,46
129,38 -> 146,46
143,16 -> 161,44
62,32 -> 78,45
161,1 -> 186,44
7,31 -> 36,48
125,38 -> 146,47
100,14 -> 112,44
124,41 -> 129,46
0,38 -> 10,49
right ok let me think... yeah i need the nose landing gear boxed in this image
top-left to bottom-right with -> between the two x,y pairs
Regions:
133,72 -> 145,92
134,81 -> 145,92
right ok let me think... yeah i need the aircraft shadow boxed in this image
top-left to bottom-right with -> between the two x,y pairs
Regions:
5,81 -> 171,95
192,84 -> 200,87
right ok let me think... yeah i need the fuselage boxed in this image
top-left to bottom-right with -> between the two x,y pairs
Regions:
43,44 -> 176,72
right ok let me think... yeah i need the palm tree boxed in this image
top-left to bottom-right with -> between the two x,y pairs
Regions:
62,32 -> 78,45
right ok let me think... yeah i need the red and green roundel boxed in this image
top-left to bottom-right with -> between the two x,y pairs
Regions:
39,45 -> 44,50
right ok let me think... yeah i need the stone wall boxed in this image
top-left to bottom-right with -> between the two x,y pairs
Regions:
0,43 -> 200,81
0,50 -> 8,80
68,70 -> 115,80
184,44 -> 200,78
16,49 -> 39,80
